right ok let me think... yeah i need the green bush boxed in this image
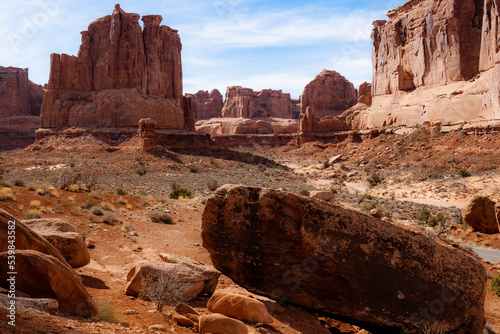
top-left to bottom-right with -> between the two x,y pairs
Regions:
367,172 -> 383,188
136,167 -> 148,176
491,275 -> 500,297
189,166 -> 199,173
115,188 -> 128,196
458,168 -> 471,178
149,212 -> 174,224
299,189 -> 310,197
207,180 -> 219,192
169,188 -> 192,199
412,205 -> 445,227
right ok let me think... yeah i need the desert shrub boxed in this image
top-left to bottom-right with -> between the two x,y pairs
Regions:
36,184 -> 53,196
71,207 -> 82,216
80,230 -> 90,240
169,188 -> 192,200
102,212 -> 118,225
189,166 -> 199,173
14,179 -> 25,187
116,197 -> 127,205
427,212 -> 445,228
115,188 -> 128,196
68,184 -> 80,192
94,300 -> 123,324
299,189 -> 310,197
458,168 -> 471,178
258,165 -> 266,172
149,211 -> 174,224
131,243 -> 142,252
99,202 -> 115,212
30,200 -> 41,209
139,196 -> 155,207
140,271 -> 190,312
91,206 -> 105,216
330,187 -> 338,194
60,172 -> 82,190
27,183 -> 36,191
207,180 -> 219,192
81,197 -> 99,210
412,205 -> 446,228
136,167 -> 148,176
24,210 -> 41,219
491,275 -> 500,297
367,172 -> 383,188
0,187 -> 15,201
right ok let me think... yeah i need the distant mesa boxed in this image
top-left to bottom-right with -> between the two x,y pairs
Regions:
0,66 -> 44,150
40,4 -> 194,131
187,89 -> 224,120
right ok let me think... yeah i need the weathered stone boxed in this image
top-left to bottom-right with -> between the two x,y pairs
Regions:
189,89 -> 223,120
202,185 -> 486,333
138,118 -> 157,151
221,87 -> 293,119
24,218 -> 90,268
148,324 -> 167,332
199,314 -> 248,334
40,5 -> 190,130
462,196 -> 499,234
310,191 -> 335,202
207,290 -> 272,324
196,117 -> 297,135
125,261 -> 206,301
300,70 -> 357,120
0,250 -> 98,317
159,253 -> 221,295
0,66 -> 44,117
173,313 -> 196,327
357,82 -> 372,105
0,209 -> 71,268
175,302 -> 200,316
0,294 -> 59,314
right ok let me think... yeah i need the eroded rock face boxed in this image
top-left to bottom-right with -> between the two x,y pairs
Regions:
196,117 -> 298,135
138,118 -> 157,151
0,250 -> 98,317
189,90 -> 223,120
0,67 -> 44,117
41,4 -> 189,130
300,70 -> 357,120
202,185 -> 486,333
221,87 -> 293,119
207,290 -> 272,324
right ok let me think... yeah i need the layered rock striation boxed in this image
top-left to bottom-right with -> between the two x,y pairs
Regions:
0,67 -> 44,117
221,86 -> 293,119
300,70 -> 357,120
188,90 -> 224,120
40,4 -> 193,130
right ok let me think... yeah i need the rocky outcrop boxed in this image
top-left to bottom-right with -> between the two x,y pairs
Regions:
207,290 -> 272,324
189,90 -> 223,120
0,67 -> 44,117
0,209 -> 71,268
138,118 -> 157,151
40,5 -> 191,130
202,185 -> 486,333
196,117 -> 298,135
300,70 -> 357,120
24,218 -> 90,268
221,87 -> 293,119
357,82 -> 372,106
0,250 -> 98,317
199,314 -> 248,334
462,196 -> 499,234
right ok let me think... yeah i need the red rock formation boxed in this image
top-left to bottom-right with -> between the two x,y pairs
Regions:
196,118 -> 297,135
138,118 -> 157,151
221,86 -> 292,119
41,4 -> 189,130
0,67 -> 44,117
300,70 -> 357,120
357,82 -> 372,105
189,89 -> 223,120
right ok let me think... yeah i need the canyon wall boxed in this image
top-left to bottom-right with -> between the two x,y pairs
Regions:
221,86 -> 293,119
300,70 -> 357,120
354,0 -> 500,128
40,4 -> 193,130
188,89 -> 223,120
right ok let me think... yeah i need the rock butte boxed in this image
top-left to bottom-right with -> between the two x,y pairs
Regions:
188,90 -> 224,120
40,4 -> 194,131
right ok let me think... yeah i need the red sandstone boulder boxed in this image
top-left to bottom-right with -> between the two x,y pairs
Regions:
202,185 -> 486,333
300,70 -> 357,120
24,218 -> 90,268
41,5 -> 189,130
221,86 -> 292,119
207,290 -> 272,324
199,314 -> 248,334
0,209 -> 71,268
462,196 -> 499,234
0,250 -> 98,317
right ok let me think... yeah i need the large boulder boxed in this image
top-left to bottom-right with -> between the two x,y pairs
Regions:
199,313 -> 248,334
462,196 -> 499,234
0,250 -> 98,317
24,218 -> 90,268
202,185 -> 486,334
0,209 -> 71,268
207,290 -> 272,324
125,261 -> 208,302
159,253 -> 221,295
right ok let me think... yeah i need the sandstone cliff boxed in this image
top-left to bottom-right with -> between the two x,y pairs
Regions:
300,70 -> 357,120
188,90 -> 223,120
0,67 -> 44,117
221,86 -> 293,119
40,4 -> 193,130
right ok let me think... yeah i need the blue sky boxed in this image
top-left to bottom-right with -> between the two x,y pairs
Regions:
0,0 -> 406,98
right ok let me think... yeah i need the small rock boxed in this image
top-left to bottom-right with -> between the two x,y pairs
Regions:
173,313 -> 195,327
310,191 -> 335,202
119,322 -> 130,328
86,239 -> 95,249
370,209 -> 383,219
148,324 -> 167,332
124,309 -> 139,315
175,302 -> 200,316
